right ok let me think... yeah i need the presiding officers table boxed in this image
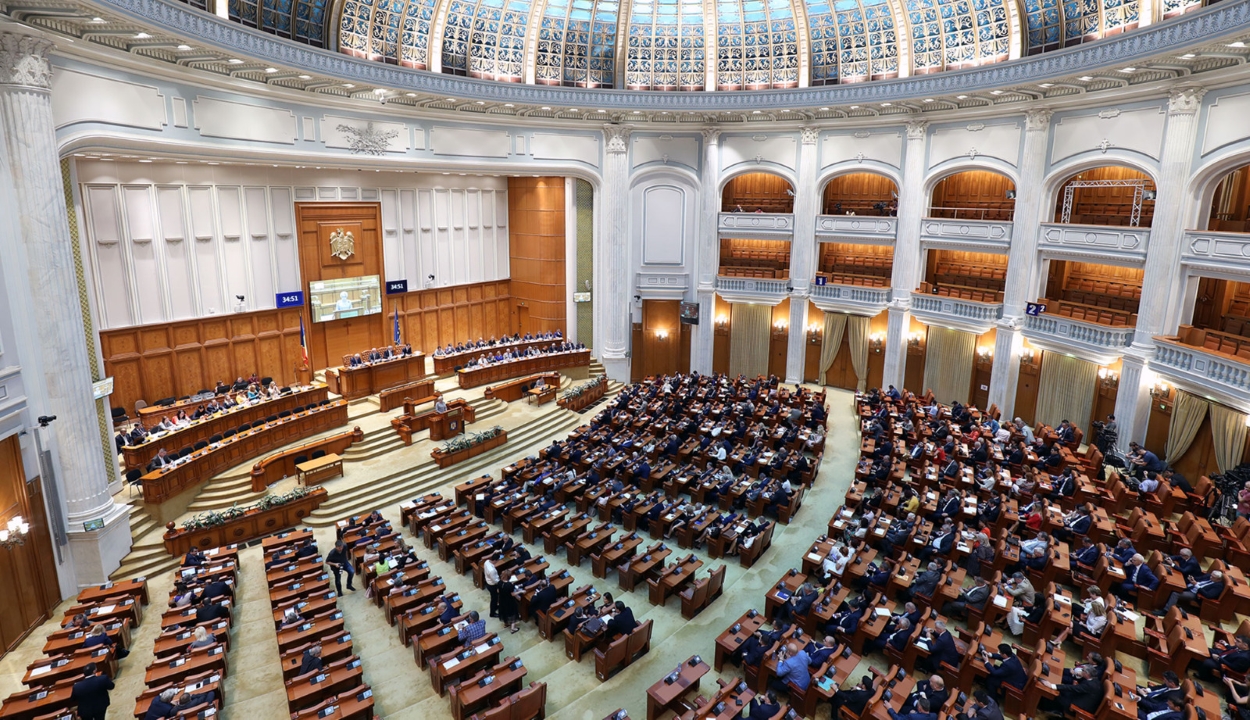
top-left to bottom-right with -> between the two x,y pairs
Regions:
326,350 -> 425,400
456,350 -> 590,389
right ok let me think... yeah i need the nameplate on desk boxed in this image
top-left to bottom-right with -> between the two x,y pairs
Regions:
276,291 -> 305,308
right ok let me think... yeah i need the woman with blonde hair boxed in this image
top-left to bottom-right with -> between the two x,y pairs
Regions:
189,625 -> 214,650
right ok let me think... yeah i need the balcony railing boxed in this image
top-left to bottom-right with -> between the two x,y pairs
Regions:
715,275 -> 789,303
814,215 -> 897,243
911,291 -> 1002,333
1151,338 -> 1250,405
810,282 -> 891,315
1038,223 -> 1150,264
1023,313 -> 1134,364
1181,229 -> 1250,274
920,218 -> 1013,252
718,212 -> 795,240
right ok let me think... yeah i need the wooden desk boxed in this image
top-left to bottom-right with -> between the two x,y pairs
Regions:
123,386 -> 328,470
647,657 -> 710,720
298,454 -> 343,486
77,577 -> 150,606
457,350 -> 590,389
448,659 -> 527,720
326,353 -> 425,400
484,372 -> 561,403
378,378 -> 437,412
528,386 -> 557,405
250,428 -> 361,491
289,685 -> 375,720
0,684 -> 73,720
142,400 -> 348,506
162,488 -> 327,556
715,611 -> 766,671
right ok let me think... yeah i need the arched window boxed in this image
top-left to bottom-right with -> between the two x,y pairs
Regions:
441,0 -> 533,81
231,0 -> 328,45
536,0 -> 620,87
908,0 -> 1009,74
626,0 -> 706,90
1059,0 -> 1140,46
806,0 -> 898,85
340,0 -> 438,66
1023,0 -> 1061,53
715,0 -> 799,90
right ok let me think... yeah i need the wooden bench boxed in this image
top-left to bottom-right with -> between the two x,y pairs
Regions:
679,565 -> 726,619
250,427 -> 363,492
483,373 -> 561,403
378,378 -> 437,413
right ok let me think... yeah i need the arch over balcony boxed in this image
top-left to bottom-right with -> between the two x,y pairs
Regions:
721,171 -> 795,213
1205,162 -> 1250,234
1051,164 -> 1156,228
821,171 -> 898,216
927,168 -> 1016,222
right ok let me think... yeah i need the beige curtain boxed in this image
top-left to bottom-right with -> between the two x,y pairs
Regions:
922,327 -> 975,406
1164,390 -> 1208,463
819,312 -> 848,378
1209,402 -> 1249,473
847,315 -> 871,392
729,303 -> 772,378
1034,352 -> 1098,435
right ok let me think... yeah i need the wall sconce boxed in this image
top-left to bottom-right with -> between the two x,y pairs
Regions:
1021,347 -> 1036,363
1149,379 -> 1170,400
773,320 -> 789,331
869,333 -> 885,353
654,329 -> 669,340
0,516 -> 29,549
1097,366 -> 1119,389
716,316 -> 729,331
806,324 -> 822,344
976,346 -> 994,359
906,331 -> 925,350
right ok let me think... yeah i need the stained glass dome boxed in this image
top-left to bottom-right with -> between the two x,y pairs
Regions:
327,0 -> 1208,88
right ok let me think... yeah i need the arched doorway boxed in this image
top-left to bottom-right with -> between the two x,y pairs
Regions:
928,169 -> 1016,221
1052,165 -> 1156,227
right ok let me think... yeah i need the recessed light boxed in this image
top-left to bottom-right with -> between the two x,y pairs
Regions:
752,110 -> 761,114
1180,53 -> 1196,59
504,103 -> 514,107
850,105 -> 859,109
206,162 -> 219,165
406,93 -> 416,97
90,16 -> 104,22
138,159 -> 153,163
445,97 -> 456,102
227,58 -> 244,64
1078,76 -> 1093,81
343,83 -> 355,88
265,67 -> 278,73
633,110 -> 641,114
476,101 -> 485,105
956,95 -> 967,99
135,32 -> 151,39
1227,41 -> 1246,48
374,88 -> 387,94
990,90 -> 1003,95
661,111 -> 669,114
1038,83 -> 1053,88
881,102 -> 891,106
175,161 -> 188,165
569,108 -> 578,112
923,98 -> 934,102
541,106 -> 551,110
177,44 -> 191,50
819,107 -> 829,111
299,74 -> 311,80
1119,67 -> 1136,73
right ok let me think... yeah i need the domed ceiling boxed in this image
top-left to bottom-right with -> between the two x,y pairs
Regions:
224,0 -> 1208,90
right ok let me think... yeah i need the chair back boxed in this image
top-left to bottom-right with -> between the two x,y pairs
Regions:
708,565 -> 727,599
509,681 -> 546,720
627,619 -> 652,661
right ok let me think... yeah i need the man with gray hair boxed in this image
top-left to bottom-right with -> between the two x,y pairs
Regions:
1155,569 -> 1225,615
1014,418 -> 1035,445
1115,554 -> 1158,601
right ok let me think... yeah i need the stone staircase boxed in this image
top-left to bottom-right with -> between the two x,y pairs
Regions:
111,505 -> 178,581
304,407 -> 587,526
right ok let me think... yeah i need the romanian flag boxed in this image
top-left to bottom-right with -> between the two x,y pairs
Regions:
299,314 -> 309,367
393,306 -> 402,345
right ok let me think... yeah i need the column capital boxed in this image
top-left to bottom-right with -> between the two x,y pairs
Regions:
0,31 -> 54,90
800,126 -> 820,145
905,120 -> 929,141
1024,108 -> 1053,132
701,127 -> 721,144
603,123 -> 632,154
1167,86 -> 1206,115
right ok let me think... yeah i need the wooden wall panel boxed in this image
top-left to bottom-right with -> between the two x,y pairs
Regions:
931,170 -> 1016,209
0,436 -> 61,658
508,178 -> 566,336
713,296 -> 731,374
1054,165 -> 1156,225
1014,347 -> 1042,424
389,279 -> 515,354
100,307 -> 306,416
632,300 -> 686,379
721,173 -> 794,213
1209,165 -> 1250,229
903,317 -> 928,395
822,173 -> 899,215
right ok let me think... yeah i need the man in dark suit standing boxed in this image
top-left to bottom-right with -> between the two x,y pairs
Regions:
71,663 -> 114,720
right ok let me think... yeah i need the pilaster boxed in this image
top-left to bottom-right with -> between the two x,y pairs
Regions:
692,128 -> 721,374
598,123 -> 632,381
883,120 -> 928,389
786,127 -> 820,384
1113,350 -> 1154,450
988,108 -> 1052,417
0,28 -> 129,585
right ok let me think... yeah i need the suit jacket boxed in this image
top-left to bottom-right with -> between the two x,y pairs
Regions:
1068,515 -> 1093,535
973,698 -> 1005,720
1136,685 -> 1184,713
1057,677 -> 1104,713
1128,564 -> 1159,590
989,654 -> 1027,690
202,581 -> 229,600
931,532 -> 955,556
531,585 -> 559,616
962,584 -> 992,610
792,591 -> 818,618
72,674 -> 115,717
748,698 -> 782,720
1192,576 -> 1225,599
904,682 -> 949,714
912,571 -> 942,598
195,603 -> 229,624
928,631 -> 960,670
144,697 -> 177,720
607,607 -> 637,636
298,651 -> 323,676
1075,546 -> 1100,566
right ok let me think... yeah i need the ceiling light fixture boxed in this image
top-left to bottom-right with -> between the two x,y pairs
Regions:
135,32 -> 151,39
343,83 -> 355,88
1078,75 -> 1093,81
90,16 -> 104,22
299,74 -> 312,80
990,90 -> 1003,95
446,97 -> 456,102
923,98 -> 934,102
881,102 -> 891,106
406,93 -> 416,97
374,88 -> 387,94
177,44 -> 191,50
1119,67 -> 1136,73
138,159 -> 152,163
227,58 -> 244,64
265,67 -> 278,73
819,107 -> 829,111
850,105 -> 859,109
541,106 -> 551,110
1227,41 -> 1246,48
1038,83 -> 1053,88
1180,53 -> 1196,59
956,95 -> 967,99
504,103 -> 514,107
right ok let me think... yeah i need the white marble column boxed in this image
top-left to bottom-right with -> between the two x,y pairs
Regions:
691,128 -> 721,374
1114,87 -> 1205,448
785,127 -> 820,384
987,108 -> 1052,417
598,123 -> 632,381
883,120 -> 928,388
0,29 -> 129,584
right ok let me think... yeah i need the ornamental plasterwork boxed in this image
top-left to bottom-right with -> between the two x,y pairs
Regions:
800,127 -> 819,145
63,0 -> 1250,112
1024,108 -> 1053,131
0,32 -> 54,89
1167,86 -> 1206,114
337,122 -> 400,154
604,123 -> 631,153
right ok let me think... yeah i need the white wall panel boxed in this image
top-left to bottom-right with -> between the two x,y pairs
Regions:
640,185 -> 688,265
400,189 -> 419,284
929,121 -> 1022,169
380,188 -> 403,282
193,97 -> 298,144
1051,106 -> 1166,165
187,186 -> 225,315
722,135 -> 798,172
51,68 -> 166,131
243,187 -> 274,308
418,189 -> 436,285
1203,91 -> 1250,156
450,189 -> 467,285
216,186 -> 250,308
821,130 -> 903,169
156,185 -> 196,320
85,185 -> 133,328
123,185 -> 165,325
269,187 -> 299,294
433,189 -> 453,283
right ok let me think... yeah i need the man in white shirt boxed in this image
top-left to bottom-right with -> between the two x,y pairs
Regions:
1014,418 -> 1035,445
484,554 -> 501,618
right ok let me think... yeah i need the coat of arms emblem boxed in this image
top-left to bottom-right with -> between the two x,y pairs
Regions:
329,228 -> 355,261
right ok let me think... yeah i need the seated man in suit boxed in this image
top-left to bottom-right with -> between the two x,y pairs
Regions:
1141,696 -> 1185,720
777,582 -> 819,625
194,597 -> 229,625
1054,505 -> 1094,543
902,675 -> 949,715
918,620 -> 960,675
870,616 -> 914,654
1039,664 -> 1104,716
888,696 -> 937,720
942,575 -> 991,620
1073,536 -> 1101,569
1197,634 -> 1250,683
182,548 -> 205,568
916,522 -> 955,562
1134,671 -> 1183,717
1154,570 -> 1224,616
737,626 -> 781,669
830,675 -> 879,718
298,644 -> 323,675
605,601 -> 637,636
1114,554 -> 1159,601
746,690 -> 782,720
144,687 -> 214,720
981,643 -> 1026,699
804,635 -> 839,667
963,689 -> 1005,720
770,641 -> 811,695
903,561 -> 943,603
1161,549 -> 1202,582
1110,538 -> 1137,565
146,448 -> 171,472
528,580 -> 560,619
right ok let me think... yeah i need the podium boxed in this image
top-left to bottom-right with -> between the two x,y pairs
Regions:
430,408 -> 465,441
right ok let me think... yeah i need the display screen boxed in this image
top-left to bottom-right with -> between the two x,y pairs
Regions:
309,276 -> 382,322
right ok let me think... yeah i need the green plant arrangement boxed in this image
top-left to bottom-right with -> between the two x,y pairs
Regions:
179,485 -> 312,531
559,375 -> 606,402
436,425 -> 504,454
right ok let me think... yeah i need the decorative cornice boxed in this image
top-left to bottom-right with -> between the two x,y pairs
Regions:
0,31 -> 54,89
1024,108 -> 1053,131
800,126 -> 819,145
76,0 -> 1250,111
1167,86 -> 1207,115
604,123 -> 631,153
905,120 -> 928,141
